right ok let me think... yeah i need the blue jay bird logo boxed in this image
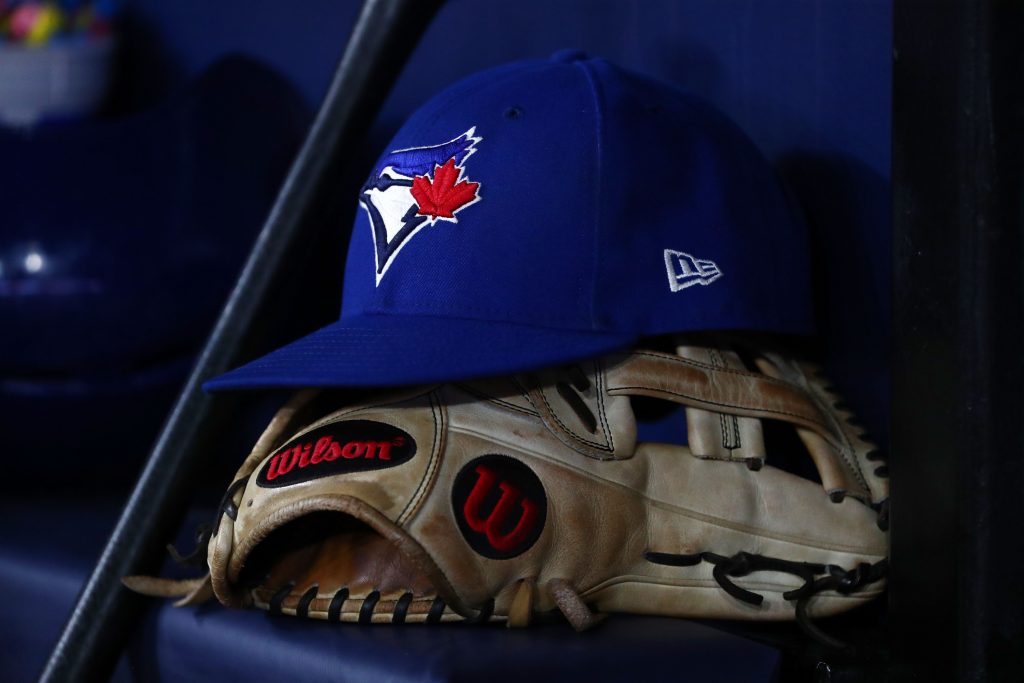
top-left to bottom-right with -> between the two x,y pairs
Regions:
360,128 -> 482,284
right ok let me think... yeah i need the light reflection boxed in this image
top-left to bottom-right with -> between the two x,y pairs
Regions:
24,251 -> 44,274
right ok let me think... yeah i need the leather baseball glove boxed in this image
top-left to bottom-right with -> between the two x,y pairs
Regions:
126,338 -> 888,644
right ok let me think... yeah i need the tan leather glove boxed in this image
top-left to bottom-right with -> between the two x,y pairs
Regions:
126,340 -> 888,641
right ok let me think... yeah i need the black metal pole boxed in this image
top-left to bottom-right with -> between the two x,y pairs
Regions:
891,1 -> 1024,681
38,1 -> 443,680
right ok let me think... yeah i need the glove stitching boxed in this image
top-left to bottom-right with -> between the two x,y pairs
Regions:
707,349 -> 739,454
640,495 -> 876,553
397,392 -> 444,525
581,574 -> 886,596
455,384 -> 539,417
802,375 -> 871,493
517,370 -> 614,454
607,385 -> 822,426
534,384 -> 614,454
612,352 -> 833,431
837,417 -> 878,494
594,360 -> 615,454
626,350 -> 800,387
763,358 -> 872,495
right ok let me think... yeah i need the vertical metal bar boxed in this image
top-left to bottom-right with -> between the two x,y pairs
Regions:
892,0 -> 1024,680
38,1 -> 443,680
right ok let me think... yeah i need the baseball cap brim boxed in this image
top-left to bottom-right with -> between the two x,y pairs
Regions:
203,313 -> 636,390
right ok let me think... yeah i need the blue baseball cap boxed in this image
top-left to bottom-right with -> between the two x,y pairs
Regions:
206,51 -> 812,390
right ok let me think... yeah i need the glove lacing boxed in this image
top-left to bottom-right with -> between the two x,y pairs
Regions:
645,549 -> 888,652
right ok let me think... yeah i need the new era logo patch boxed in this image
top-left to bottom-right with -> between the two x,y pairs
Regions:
664,249 -> 722,292
360,128 -> 483,285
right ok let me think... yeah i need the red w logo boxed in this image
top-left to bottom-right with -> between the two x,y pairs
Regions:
462,464 -> 541,553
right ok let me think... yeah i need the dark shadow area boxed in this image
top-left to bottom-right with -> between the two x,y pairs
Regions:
780,152 -> 892,451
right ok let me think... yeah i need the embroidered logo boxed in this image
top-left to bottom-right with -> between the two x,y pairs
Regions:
256,420 -> 415,488
360,128 -> 482,285
451,455 -> 546,560
664,249 -> 723,292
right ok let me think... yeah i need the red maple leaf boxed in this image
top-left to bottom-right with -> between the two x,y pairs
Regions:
411,158 -> 480,221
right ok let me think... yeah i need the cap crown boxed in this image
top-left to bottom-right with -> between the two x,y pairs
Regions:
342,54 -> 812,336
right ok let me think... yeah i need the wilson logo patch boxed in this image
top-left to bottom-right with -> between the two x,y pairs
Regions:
256,420 -> 415,488
451,455 -> 546,560
360,128 -> 483,285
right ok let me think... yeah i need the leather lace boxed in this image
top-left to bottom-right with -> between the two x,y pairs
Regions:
645,549 -> 888,652
167,474 -> 885,646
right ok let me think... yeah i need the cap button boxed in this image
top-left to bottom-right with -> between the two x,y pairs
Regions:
550,49 -> 589,64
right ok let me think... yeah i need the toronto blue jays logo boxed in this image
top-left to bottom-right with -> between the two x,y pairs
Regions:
360,128 -> 483,284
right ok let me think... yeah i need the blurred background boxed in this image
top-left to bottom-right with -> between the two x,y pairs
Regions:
0,1 -> 891,680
